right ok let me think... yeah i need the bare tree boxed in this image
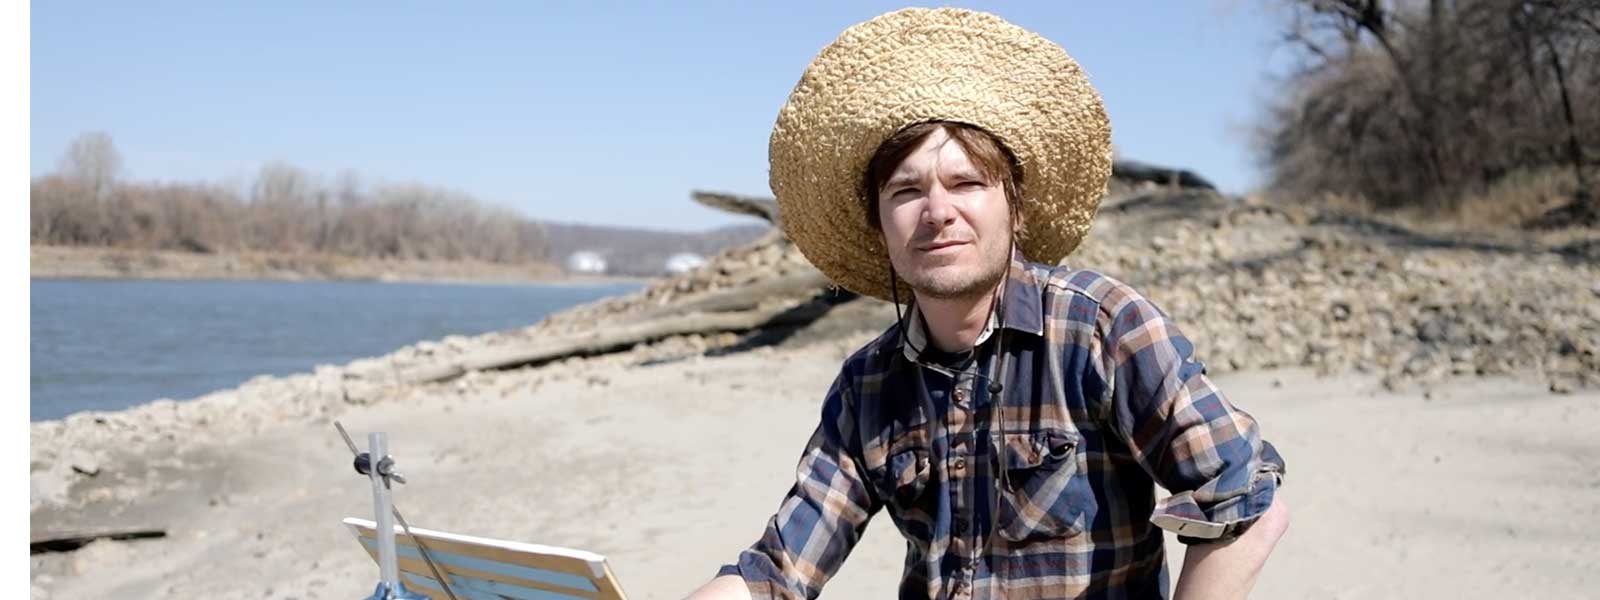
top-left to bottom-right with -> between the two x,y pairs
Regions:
1260,0 -> 1599,223
58,132 -> 123,202
1521,0 -> 1596,218
32,146 -> 555,263
249,162 -> 317,251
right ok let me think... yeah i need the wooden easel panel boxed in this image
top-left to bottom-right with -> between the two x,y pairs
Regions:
344,517 -> 627,600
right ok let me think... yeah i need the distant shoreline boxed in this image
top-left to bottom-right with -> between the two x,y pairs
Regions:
29,244 -> 653,286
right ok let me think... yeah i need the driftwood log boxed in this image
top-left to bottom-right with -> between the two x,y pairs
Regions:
691,190 -> 783,227
32,528 -> 166,554
634,268 -> 830,320
1112,159 -> 1217,190
399,278 -> 838,385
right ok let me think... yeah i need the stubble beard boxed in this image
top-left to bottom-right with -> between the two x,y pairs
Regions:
898,240 -> 1010,301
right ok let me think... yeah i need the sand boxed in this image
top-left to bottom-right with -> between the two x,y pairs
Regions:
29,339 -> 1600,599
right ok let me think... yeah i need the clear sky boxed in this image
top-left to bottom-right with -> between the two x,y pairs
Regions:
31,1 -> 1293,232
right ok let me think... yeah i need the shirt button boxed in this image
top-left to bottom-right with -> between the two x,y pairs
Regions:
952,457 -> 966,471
953,389 -> 966,403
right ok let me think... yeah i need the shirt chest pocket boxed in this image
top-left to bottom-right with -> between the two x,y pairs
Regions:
997,428 -> 1088,543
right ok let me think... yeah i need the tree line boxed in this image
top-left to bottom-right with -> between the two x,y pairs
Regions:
1260,0 -> 1598,223
31,133 -> 550,263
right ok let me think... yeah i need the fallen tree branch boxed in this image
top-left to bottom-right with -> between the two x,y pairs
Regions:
635,268 -> 830,319
1113,159 -> 1217,190
400,296 -> 834,384
691,190 -> 783,227
32,528 -> 166,554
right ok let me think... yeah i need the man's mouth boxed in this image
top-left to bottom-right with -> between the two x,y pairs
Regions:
917,240 -> 970,253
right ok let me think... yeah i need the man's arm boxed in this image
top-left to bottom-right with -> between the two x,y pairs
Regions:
685,575 -> 754,600
1173,495 -> 1290,600
1092,277 -> 1288,597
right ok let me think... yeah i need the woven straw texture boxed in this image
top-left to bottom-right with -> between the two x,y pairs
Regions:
769,7 -> 1112,301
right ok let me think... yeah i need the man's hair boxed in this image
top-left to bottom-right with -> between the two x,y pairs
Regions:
861,121 -> 1025,236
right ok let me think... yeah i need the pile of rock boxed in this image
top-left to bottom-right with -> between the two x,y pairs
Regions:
1072,191 -> 1600,392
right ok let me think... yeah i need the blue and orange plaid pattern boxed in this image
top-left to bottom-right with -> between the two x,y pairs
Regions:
718,256 -> 1285,599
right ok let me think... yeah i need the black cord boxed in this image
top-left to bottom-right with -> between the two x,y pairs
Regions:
886,239 -> 1016,569
985,238 -> 1015,562
887,272 -> 1008,395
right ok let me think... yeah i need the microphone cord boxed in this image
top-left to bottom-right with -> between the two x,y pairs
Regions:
886,238 -> 1016,573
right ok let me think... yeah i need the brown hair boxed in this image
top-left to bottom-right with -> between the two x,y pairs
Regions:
861,121 -> 1026,236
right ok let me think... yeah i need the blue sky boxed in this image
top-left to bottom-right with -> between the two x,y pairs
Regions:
32,2 -> 1294,232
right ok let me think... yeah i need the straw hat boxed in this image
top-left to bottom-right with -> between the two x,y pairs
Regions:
770,7 -> 1112,302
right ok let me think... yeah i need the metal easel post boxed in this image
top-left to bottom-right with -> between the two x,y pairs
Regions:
368,432 -> 401,597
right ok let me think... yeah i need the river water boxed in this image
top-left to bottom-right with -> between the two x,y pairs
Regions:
29,278 -> 641,421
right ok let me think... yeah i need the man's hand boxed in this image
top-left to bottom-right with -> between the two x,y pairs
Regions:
1173,495 -> 1290,600
684,575 -> 754,600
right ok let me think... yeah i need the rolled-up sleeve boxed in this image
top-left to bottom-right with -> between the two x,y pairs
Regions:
716,371 -> 882,598
1098,286 -> 1286,545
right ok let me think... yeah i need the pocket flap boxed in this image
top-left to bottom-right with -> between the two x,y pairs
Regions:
1002,429 -> 1079,471
887,447 -> 928,488
878,447 -> 930,506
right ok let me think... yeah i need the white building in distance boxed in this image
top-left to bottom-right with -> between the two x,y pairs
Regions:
565,251 -> 607,274
664,252 -> 706,275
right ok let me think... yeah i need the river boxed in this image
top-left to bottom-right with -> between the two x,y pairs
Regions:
29,278 -> 642,421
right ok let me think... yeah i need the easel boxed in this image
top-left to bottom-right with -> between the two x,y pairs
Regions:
342,425 -> 437,600
338,422 -> 629,600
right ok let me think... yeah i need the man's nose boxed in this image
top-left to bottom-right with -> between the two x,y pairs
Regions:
922,184 -> 957,228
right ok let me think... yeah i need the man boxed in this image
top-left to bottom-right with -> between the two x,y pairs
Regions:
689,8 -> 1287,599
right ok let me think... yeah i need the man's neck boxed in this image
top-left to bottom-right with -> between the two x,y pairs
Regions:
913,280 -> 1003,353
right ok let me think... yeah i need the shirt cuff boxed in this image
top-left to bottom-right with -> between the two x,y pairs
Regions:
715,559 -> 804,600
1151,445 -> 1285,545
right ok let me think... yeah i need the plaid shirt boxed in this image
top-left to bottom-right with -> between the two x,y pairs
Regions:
719,256 -> 1285,599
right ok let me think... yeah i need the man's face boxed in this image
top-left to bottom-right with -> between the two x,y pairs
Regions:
876,128 -> 1014,301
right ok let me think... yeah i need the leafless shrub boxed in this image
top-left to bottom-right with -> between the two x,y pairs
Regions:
1260,0 -> 1599,225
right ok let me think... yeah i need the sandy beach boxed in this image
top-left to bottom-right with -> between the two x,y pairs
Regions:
29,333 -> 1600,599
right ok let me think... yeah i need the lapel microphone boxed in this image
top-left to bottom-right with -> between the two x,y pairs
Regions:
912,358 -> 1004,395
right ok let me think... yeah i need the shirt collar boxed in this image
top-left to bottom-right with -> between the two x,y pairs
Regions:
899,252 -> 1045,363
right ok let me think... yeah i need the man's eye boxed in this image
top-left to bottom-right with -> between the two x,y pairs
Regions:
956,180 -> 986,189
891,187 -> 921,199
